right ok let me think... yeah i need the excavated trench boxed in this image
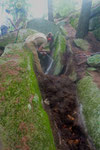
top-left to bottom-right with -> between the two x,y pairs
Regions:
37,53 -> 95,150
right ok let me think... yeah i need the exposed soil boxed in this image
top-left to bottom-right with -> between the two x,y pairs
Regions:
37,74 -> 95,150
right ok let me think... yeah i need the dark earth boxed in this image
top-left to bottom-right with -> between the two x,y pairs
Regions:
37,74 -> 95,150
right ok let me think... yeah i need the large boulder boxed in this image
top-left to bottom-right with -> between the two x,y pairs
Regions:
0,43 -> 56,150
89,16 -> 100,31
87,54 -> 100,67
51,32 -> 66,75
74,39 -> 90,51
77,76 -> 100,150
27,18 -> 60,35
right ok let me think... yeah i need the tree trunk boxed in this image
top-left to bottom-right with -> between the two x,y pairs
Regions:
48,0 -> 54,22
76,0 -> 92,38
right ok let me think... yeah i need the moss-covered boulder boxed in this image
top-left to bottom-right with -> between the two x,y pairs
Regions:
52,33 -> 66,75
0,44 -> 56,150
87,54 -> 100,67
74,39 -> 90,51
0,29 -> 37,47
17,29 -> 37,43
89,16 -> 100,31
27,18 -> 60,35
93,27 -> 100,41
77,76 -> 100,150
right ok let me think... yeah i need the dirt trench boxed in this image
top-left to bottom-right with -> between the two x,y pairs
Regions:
37,73 -> 95,150
35,23 -> 97,150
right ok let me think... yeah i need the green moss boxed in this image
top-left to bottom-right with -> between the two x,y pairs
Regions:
60,26 -> 68,37
0,29 -> 37,47
2,43 -> 23,56
87,67 -> 97,71
0,45 -> 56,149
53,33 -> 66,75
70,17 -> 79,29
87,54 -> 100,67
77,76 -> 100,150
17,29 -> 37,43
74,39 -> 90,51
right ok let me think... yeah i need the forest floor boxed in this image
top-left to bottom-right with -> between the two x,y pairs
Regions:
64,23 -> 100,86
0,21 -> 100,150
38,22 -> 100,150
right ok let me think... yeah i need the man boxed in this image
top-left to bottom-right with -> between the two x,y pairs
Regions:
47,32 -> 54,52
25,33 -> 48,74
25,32 -> 49,53
0,9 -> 16,36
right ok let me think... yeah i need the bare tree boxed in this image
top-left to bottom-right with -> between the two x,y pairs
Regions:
48,0 -> 54,22
76,0 -> 92,38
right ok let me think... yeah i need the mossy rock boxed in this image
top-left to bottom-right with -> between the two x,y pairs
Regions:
0,43 -> 56,149
52,32 -> 66,75
27,18 -> 60,35
89,16 -> 100,31
17,29 -> 37,43
2,43 -> 23,56
87,67 -> 97,71
0,29 -> 37,47
93,27 -> 100,41
87,54 -> 100,67
74,39 -> 90,51
77,76 -> 100,150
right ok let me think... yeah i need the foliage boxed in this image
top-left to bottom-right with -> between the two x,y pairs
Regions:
70,16 -> 79,29
0,44 -> 56,150
77,76 -> 100,150
53,0 -> 82,18
87,54 -> 100,67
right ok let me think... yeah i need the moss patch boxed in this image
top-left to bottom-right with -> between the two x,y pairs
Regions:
17,29 -> 37,43
77,76 -> 100,150
60,26 -> 68,37
70,17 -> 79,29
74,39 -> 90,51
87,54 -> 100,67
0,45 -> 56,149
53,33 -> 66,75
0,29 -> 37,47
